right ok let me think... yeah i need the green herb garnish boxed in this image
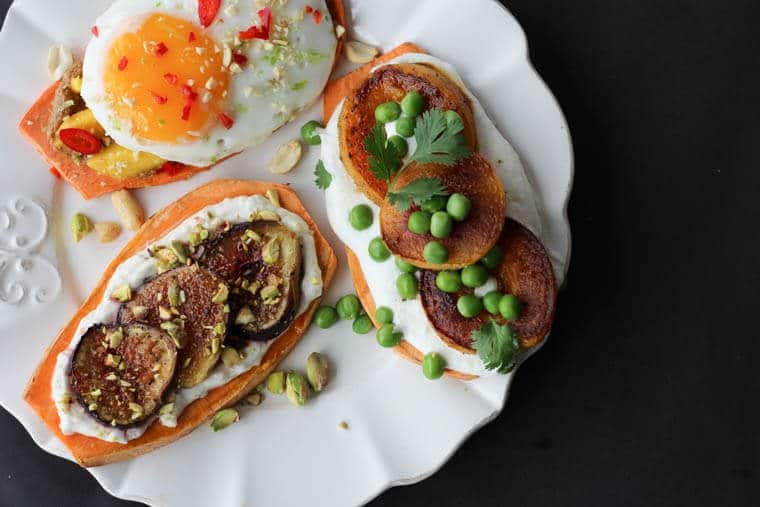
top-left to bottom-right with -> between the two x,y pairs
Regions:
314,160 -> 332,190
471,320 -> 520,374
386,177 -> 450,212
365,123 -> 402,183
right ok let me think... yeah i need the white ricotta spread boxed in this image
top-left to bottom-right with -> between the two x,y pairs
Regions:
321,53 -> 543,377
51,194 -> 323,443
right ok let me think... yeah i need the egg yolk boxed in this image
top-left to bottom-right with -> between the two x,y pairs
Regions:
104,14 -> 230,143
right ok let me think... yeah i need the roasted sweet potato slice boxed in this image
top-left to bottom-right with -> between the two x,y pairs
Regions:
419,218 -> 557,352
199,221 -> 303,342
380,153 -> 507,270
118,265 -> 229,388
339,63 -> 477,205
70,324 -> 177,427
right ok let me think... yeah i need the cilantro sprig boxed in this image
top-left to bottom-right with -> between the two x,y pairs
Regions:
364,109 -> 470,211
471,320 -> 520,374
314,160 -> 332,190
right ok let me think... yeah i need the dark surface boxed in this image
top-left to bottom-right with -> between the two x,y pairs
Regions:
2,0 -> 758,506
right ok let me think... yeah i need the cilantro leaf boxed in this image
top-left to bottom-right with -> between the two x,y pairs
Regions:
409,109 -> 470,166
471,320 -> 520,374
387,177 -> 450,212
365,123 -> 401,182
314,160 -> 332,190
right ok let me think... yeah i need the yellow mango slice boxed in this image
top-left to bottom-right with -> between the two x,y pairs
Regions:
86,144 -> 164,179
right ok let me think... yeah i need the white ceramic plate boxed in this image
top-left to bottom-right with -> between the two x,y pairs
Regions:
0,0 -> 573,505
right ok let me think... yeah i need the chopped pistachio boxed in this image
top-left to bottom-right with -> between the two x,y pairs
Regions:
131,305 -> 148,320
221,347 -> 242,367
285,371 -> 311,407
244,392 -> 263,406
167,281 -> 181,307
89,389 -> 102,398
71,213 -> 93,243
88,403 -> 98,412
250,210 -> 280,222
306,352 -> 330,393
261,285 -> 280,304
105,354 -> 121,368
266,371 -> 285,394
213,322 -> 226,336
170,240 -> 190,264
129,402 -> 144,420
107,328 -> 124,349
210,408 -> 239,432
265,189 -> 280,207
211,337 -> 221,355
212,283 -> 229,304
105,373 -> 118,381
262,238 -> 280,264
111,284 -> 132,302
235,306 -> 255,326
160,321 -> 185,348
154,247 -> 180,272
243,229 -> 260,243
159,403 -> 175,416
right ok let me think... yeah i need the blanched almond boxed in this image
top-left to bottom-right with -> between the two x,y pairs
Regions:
269,140 -> 302,174
111,190 -> 145,231
94,222 -> 122,243
345,41 -> 379,64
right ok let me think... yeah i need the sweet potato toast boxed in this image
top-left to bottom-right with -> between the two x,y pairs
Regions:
24,180 -> 338,466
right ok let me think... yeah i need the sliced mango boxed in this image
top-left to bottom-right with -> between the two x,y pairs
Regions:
55,109 -> 106,150
70,76 -> 83,94
87,144 -> 164,179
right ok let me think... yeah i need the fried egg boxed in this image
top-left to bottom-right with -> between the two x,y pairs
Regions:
81,0 -> 338,166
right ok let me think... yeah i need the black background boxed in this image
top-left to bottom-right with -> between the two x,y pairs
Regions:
2,1 -> 758,506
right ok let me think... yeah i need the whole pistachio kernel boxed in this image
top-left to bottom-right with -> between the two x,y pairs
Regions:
210,408 -> 239,432
71,213 -> 93,243
221,347 -> 242,367
266,371 -> 286,394
212,283 -> 229,304
111,284 -> 132,302
306,352 -> 330,392
286,371 -> 311,406
235,306 -> 255,325
170,240 -> 190,264
262,237 -> 281,264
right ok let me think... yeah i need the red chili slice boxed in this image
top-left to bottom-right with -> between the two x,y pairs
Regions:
49,167 -> 61,179
313,10 -> 323,24
153,42 -> 169,57
160,161 -> 184,176
218,113 -> 234,129
198,0 -> 221,28
118,57 -> 128,71
305,6 -> 313,13
181,102 -> 193,121
91,26 -> 99,37
180,85 -> 198,101
59,129 -> 102,155
239,8 -> 272,40
188,31 -> 197,43
151,91 -> 168,105
163,73 -> 178,85
232,53 -> 249,66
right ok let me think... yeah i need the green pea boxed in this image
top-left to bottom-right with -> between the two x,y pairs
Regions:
499,294 -> 522,321
430,211 -> 453,239
445,110 -> 462,125
446,193 -> 472,221
368,237 -> 391,262
375,306 -> 394,325
483,291 -> 504,315
481,246 -> 504,270
407,211 -> 431,235
461,264 -> 489,288
377,324 -> 402,348
314,306 -> 338,329
349,204 -> 373,231
375,102 -> 401,123
336,294 -> 362,320
436,271 -> 462,293
423,241 -> 449,264
396,273 -> 419,300
421,195 -> 448,213
388,135 -> 408,157
401,91 -> 425,117
422,352 -> 445,380
396,116 -> 416,138
395,257 -> 417,273
457,295 -> 483,318
352,314 -> 374,334
300,120 -> 323,145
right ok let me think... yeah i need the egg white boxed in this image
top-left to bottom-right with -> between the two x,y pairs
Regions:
81,0 -> 338,166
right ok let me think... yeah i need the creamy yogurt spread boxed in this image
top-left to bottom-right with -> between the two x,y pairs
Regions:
52,194 -> 323,443
321,53 -> 542,377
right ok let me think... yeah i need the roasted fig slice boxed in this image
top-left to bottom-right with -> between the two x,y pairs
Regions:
199,221 -> 303,342
339,63 -> 478,205
380,153 -> 507,270
70,323 -> 176,427
419,218 -> 557,352
118,265 -> 229,388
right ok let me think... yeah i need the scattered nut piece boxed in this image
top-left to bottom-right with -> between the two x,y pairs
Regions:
266,371 -> 286,394
71,213 -> 93,243
210,408 -> 239,432
306,352 -> 330,393
335,25 -> 346,38
339,421 -> 349,430
221,347 -> 242,367
285,371 -> 311,407
244,392 -> 263,406
94,222 -> 121,243
269,140 -> 302,174
111,190 -> 145,231
265,189 -> 280,207
345,41 -> 379,64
